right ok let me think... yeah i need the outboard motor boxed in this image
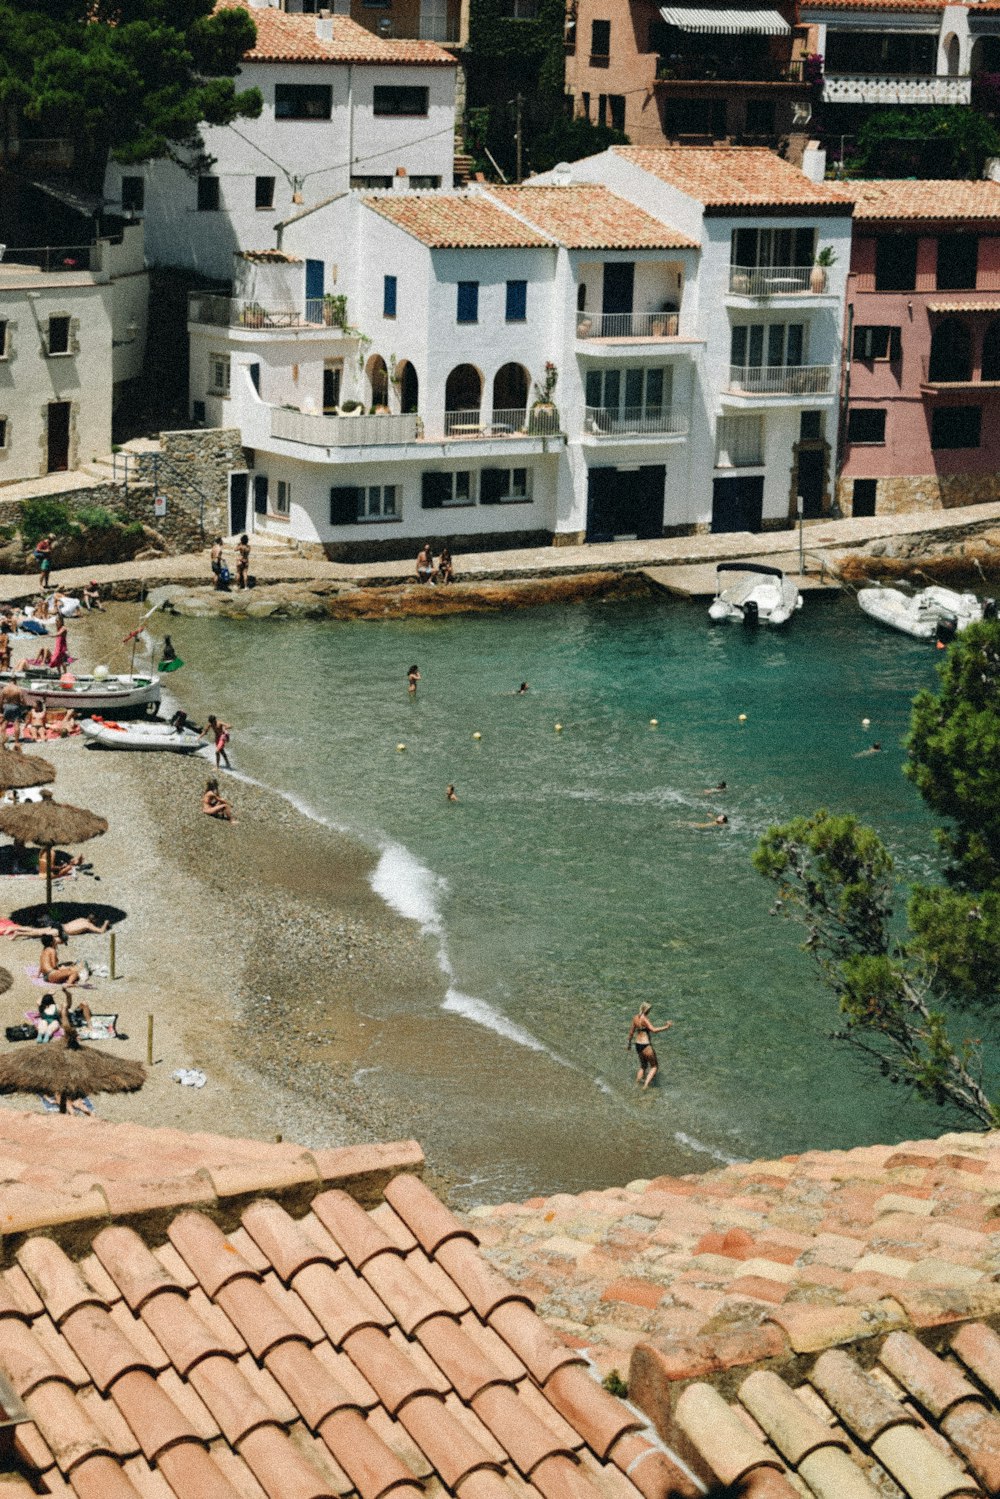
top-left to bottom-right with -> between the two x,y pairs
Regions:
742,599 -> 760,629
984,598 -> 997,621
936,613 -> 958,648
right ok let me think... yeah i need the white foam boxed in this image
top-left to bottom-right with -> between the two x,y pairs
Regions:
370,842 -> 447,938
442,988 -> 548,1052
673,1130 -> 743,1166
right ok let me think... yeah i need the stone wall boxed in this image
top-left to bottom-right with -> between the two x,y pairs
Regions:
838,472 -> 1000,518
311,527 -> 553,564
125,428 -> 241,549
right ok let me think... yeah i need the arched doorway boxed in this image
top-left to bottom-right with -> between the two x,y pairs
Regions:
944,33 -> 960,75
367,354 -> 389,410
972,35 -> 1000,72
928,319 -> 971,383
983,320 -> 1000,381
444,364 -> 482,433
397,360 -> 419,414
492,363 -> 530,414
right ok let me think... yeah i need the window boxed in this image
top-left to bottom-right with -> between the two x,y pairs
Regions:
591,18 -> 610,56
744,99 -> 775,135
825,29 -> 934,73
0,321 -> 7,358
457,281 -> 479,323
422,471 -> 473,507
409,176 -> 441,189
373,86 -> 429,116
665,97 -> 726,137
350,175 -> 392,189
275,84 -> 332,119
608,94 -> 626,131
121,176 -> 144,212
480,467 -> 531,504
731,227 -> 815,270
846,408 -> 886,444
581,91 -> 591,120
505,280 -> 527,322
197,176 -> 220,212
577,282 -> 587,312
0,418 -> 7,448
192,399 -> 206,423
598,94 -> 608,126
716,414 -> 763,467
853,325 -> 902,362
255,176 -> 275,210
584,366 -> 669,413
874,235 -> 918,292
852,478 -> 877,518
730,323 -> 805,368
47,316 -> 71,356
276,479 -> 291,514
323,363 -> 342,411
929,318 -> 972,383
384,275 -> 398,318
931,405 -> 981,449
330,485 -> 399,524
800,410 -> 823,442
937,234 -> 978,291
209,354 -> 231,397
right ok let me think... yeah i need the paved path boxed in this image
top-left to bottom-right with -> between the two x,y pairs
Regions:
1,500 -> 997,605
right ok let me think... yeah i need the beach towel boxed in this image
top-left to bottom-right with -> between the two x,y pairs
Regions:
26,966 -> 95,989
38,1094 -> 93,1114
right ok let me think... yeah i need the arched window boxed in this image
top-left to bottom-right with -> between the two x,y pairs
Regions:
983,320 -> 1000,381
492,363 -> 530,414
445,363 -> 482,412
397,360 -> 419,414
928,318 -> 971,383
367,354 -> 389,410
971,35 -> 1000,72
944,32 -> 960,76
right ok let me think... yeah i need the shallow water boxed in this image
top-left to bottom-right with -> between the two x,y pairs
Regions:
165,592 -> 998,1189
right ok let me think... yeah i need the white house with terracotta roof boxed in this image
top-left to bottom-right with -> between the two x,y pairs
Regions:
103,0 -> 458,282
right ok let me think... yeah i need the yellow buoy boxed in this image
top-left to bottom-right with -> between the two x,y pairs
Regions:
650,719 -> 659,727
472,732 -> 482,740
738,713 -> 747,723
396,743 -> 406,752
555,723 -> 563,732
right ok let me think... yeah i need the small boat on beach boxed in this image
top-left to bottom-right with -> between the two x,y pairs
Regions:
80,717 -> 203,752
858,585 -> 993,642
708,563 -> 802,627
2,669 -> 162,717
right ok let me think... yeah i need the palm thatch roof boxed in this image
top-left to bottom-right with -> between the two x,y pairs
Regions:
0,967 -> 13,996
0,788 -> 107,848
0,1034 -> 145,1111
0,749 -> 56,792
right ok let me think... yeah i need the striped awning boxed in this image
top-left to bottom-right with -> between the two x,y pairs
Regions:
658,5 -> 790,32
927,301 -> 1000,313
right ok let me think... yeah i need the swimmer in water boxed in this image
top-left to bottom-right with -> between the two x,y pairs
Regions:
446,784 -> 458,802
701,781 -> 727,794
854,742 -> 882,758
688,814 -> 729,829
407,665 -> 421,695
515,682 -> 529,695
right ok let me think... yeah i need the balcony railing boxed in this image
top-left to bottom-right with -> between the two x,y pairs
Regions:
729,265 -> 818,297
583,405 -> 688,436
272,408 -> 420,446
728,364 -> 833,396
822,74 -> 970,105
417,16 -> 461,39
655,56 -> 803,82
188,293 -> 338,330
443,407 -> 562,437
1,244 -> 94,273
919,357 -> 992,387
577,311 -> 679,339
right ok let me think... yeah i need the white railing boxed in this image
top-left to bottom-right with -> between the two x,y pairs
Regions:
728,364 -> 833,395
418,16 -> 461,39
188,293 -> 336,329
576,311 -> 680,339
822,75 -> 970,105
583,406 -> 688,437
443,407 -> 562,437
728,266 -> 816,297
272,408 -> 420,446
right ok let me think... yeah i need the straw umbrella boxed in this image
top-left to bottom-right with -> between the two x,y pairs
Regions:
0,788 -> 107,909
0,968 -> 12,996
0,1031 -> 145,1113
0,748 -> 56,794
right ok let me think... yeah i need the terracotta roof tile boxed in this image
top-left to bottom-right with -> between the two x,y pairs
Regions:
215,1276 -> 308,1362
437,1237 -> 533,1322
244,1199 -> 342,1282
317,1405 -> 422,1499
384,1172 -> 478,1257
71,1452 -> 146,1499
844,178 -> 1000,222
17,1239 -> 105,1328
363,192 -> 552,249
486,186 -> 696,250
168,1212 -> 262,1300
292,1260 -> 389,1347
612,146 -> 851,210
59,1305 -> 155,1394
216,0 -> 455,66
156,1440 -> 245,1499
313,1189 -> 405,1271
471,1384 -> 577,1475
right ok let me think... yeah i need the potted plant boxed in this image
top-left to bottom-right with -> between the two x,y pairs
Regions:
337,399 -> 363,416
528,362 -> 559,433
811,245 -> 837,294
576,311 -> 593,337
323,293 -> 348,329
241,302 -> 265,328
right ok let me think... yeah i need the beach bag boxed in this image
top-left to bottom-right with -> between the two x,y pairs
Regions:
219,565 -> 231,586
5,1024 -> 34,1042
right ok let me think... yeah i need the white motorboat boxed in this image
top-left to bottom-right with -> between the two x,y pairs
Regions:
81,716 -> 203,752
708,563 -> 802,627
858,585 -> 992,642
3,669 -> 162,716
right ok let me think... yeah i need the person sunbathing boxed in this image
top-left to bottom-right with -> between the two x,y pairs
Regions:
202,778 -> 237,823
38,933 -> 88,986
38,847 -> 84,880
0,914 -> 108,940
22,705 -> 48,741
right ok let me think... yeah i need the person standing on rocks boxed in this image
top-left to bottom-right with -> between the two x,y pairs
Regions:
210,537 -> 224,589
236,534 -> 250,591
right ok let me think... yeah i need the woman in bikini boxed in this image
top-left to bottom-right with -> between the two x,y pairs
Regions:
38,933 -> 87,987
627,1002 -> 673,1090
22,704 -> 48,742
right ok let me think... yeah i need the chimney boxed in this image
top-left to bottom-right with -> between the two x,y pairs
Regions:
393,167 -> 409,192
800,140 -> 827,184
316,13 -> 334,38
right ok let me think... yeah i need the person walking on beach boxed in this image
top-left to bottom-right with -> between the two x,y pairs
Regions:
627,1002 -> 673,1089
236,534 -> 250,590
407,665 -> 420,696
34,535 -> 53,588
210,537 -> 224,588
49,617 -> 69,673
204,715 -> 232,768
202,778 -> 237,823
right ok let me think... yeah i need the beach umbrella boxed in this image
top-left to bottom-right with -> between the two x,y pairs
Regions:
0,748 -> 56,794
0,1031 -> 145,1113
0,788 -> 107,909
0,968 -> 12,996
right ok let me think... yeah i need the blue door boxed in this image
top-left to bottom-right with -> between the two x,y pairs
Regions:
305,259 -> 324,322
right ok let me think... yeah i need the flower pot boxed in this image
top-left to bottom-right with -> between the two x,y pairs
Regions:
810,265 -> 828,294
651,315 -> 669,338
577,317 -> 592,338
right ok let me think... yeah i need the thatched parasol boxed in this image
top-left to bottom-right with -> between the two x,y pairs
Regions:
0,1031 -> 145,1113
0,748 -> 56,793
0,788 -> 107,909
0,968 -> 12,996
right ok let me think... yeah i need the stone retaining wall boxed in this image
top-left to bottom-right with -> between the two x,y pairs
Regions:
124,428 -> 240,549
838,473 -> 1000,518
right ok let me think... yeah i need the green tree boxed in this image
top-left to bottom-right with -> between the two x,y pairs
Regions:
0,0 -> 261,191
528,116 -> 628,177
753,621 -> 1000,1129
851,106 -> 1000,180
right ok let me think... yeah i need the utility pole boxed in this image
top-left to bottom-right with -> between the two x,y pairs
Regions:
515,94 -> 524,184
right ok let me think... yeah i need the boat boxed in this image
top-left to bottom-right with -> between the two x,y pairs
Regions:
80,717 -> 203,752
857,585 -> 993,642
708,563 -> 802,627
2,668 -> 162,717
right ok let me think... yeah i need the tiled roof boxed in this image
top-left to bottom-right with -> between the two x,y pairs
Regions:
0,1143 -> 694,1499
613,147 -> 852,210
800,0 -> 943,11
845,178 -> 1000,222
361,193 -> 553,248
486,186 -> 696,250
216,0 -> 455,66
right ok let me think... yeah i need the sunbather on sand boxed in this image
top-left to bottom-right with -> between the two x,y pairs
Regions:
202,778 -> 237,823
38,933 -> 88,986
38,848 -> 84,881
0,914 -> 107,939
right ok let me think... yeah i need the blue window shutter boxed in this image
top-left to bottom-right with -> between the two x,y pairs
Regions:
506,281 -> 527,321
384,275 -> 397,317
457,282 -> 479,323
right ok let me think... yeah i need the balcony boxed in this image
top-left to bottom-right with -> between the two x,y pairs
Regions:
188,293 -> 338,330
728,364 -> 834,397
728,265 -> 818,298
822,74 -> 970,106
655,55 -> 804,84
582,405 -> 689,438
1,243 -> 94,273
919,357 -> 1000,390
442,407 -> 562,437
272,408 -> 420,446
577,311 -> 680,340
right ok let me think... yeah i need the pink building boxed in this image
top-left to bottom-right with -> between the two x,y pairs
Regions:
838,179 -> 1000,517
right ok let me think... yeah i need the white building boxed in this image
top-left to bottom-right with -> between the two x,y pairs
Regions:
104,1 -> 457,282
0,224 -> 149,485
187,148 -> 853,552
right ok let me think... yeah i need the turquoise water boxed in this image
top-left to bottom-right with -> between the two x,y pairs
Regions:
166,594 -> 999,1180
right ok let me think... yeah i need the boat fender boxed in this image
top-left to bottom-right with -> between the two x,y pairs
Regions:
59,674 -> 75,689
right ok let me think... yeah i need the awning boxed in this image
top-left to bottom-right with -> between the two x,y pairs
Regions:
658,5 -> 790,33
927,301 -> 1000,314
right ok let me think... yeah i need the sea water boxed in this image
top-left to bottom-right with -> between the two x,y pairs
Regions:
168,592 -> 1000,1187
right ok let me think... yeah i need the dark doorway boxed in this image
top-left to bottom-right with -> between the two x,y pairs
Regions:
711,474 -> 764,533
602,262 -> 635,317
229,472 -> 248,534
46,401 -> 70,473
323,364 -> 341,412
796,448 -> 826,519
305,258 -> 324,317
586,465 -> 664,541
253,475 -> 269,515
399,361 -> 419,414
852,478 -> 877,518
